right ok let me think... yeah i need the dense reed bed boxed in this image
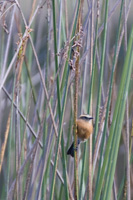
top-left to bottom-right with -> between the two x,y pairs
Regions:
0,0 -> 133,199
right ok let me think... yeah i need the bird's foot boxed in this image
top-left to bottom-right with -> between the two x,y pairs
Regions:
73,146 -> 78,151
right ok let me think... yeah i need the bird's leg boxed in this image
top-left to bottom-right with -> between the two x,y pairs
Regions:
73,146 -> 78,151
78,138 -> 81,145
73,138 -> 81,151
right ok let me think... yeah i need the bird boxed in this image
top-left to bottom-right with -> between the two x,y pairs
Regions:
67,114 -> 93,157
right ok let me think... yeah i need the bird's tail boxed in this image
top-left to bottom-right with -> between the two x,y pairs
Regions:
67,139 -> 80,158
67,142 -> 74,157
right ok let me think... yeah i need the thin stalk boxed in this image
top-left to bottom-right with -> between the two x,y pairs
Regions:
79,23 -> 89,200
94,0 -> 124,196
24,57 -> 40,123
88,0 -> 94,199
52,0 -> 61,117
0,0 -> 44,91
117,175 -> 125,199
79,0 -> 121,67
2,87 -> 43,148
124,0 -> 130,199
50,67 -> 70,200
6,76 -> 16,200
105,41 -> 133,199
56,2 -> 69,196
93,0 -> 109,144
1,6 -> 16,79
98,1 -> 125,199
73,1 -> 83,199
94,25 -> 133,200
41,1 -> 51,198
49,1 -> 69,199
126,100 -> 130,200
0,96 -> 12,174
50,1 -> 81,199
64,0 -> 68,38
74,37 -> 79,200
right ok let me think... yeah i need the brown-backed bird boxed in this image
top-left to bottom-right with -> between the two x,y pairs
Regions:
67,114 -> 93,157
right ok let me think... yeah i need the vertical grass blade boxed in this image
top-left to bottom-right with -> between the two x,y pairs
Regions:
94,0 -> 109,144
94,25 -> 133,200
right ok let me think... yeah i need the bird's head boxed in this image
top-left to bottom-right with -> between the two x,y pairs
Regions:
78,114 -> 93,121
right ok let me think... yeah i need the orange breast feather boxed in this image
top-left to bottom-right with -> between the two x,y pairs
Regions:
76,119 -> 93,141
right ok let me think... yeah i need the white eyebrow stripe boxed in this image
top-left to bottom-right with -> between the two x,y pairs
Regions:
79,115 -> 93,120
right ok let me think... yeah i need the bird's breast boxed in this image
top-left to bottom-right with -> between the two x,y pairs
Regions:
76,119 -> 93,141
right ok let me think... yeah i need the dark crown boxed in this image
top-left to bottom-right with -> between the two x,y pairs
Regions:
79,115 -> 93,121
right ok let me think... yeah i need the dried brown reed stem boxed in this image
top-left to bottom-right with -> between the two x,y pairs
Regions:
0,5 -> 16,175
0,113 -> 11,173
73,40 -> 79,200
73,1 -> 84,199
